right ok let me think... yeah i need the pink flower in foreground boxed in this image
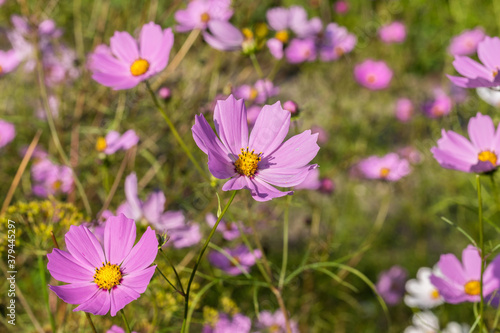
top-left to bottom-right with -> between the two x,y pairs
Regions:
376,266 -> 408,305
354,59 -> 393,90
208,245 -> 261,276
0,119 -> 15,148
431,113 -> 500,173
89,22 -> 173,90
47,214 -> 158,316
192,95 -> 319,201
430,245 -> 500,304
449,27 -> 485,56
0,49 -> 21,76
96,130 -> 139,155
395,98 -> 413,122
448,36 -> 500,88
378,22 -> 406,44
174,0 -> 233,33
357,153 -> 410,181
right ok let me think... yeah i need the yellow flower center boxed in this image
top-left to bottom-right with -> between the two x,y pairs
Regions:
130,58 -> 149,76
234,147 -> 261,178
249,88 -> 258,101
366,74 -> 377,84
96,137 -> 107,152
242,28 -> 254,40
275,30 -> 289,43
201,12 -> 210,23
431,289 -> 440,299
464,280 -> 481,295
94,262 -> 122,290
380,167 -> 390,178
52,180 -> 62,190
478,150 -> 497,166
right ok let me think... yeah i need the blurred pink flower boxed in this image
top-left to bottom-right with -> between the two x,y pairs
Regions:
266,6 -> 322,39
233,79 -> 280,104
0,49 -> 20,76
205,213 -> 250,241
107,325 -> 138,333
89,22 -> 173,90
203,20 -> 244,51
354,59 -> 393,90
311,126 -> 328,145
448,27 -> 485,56
395,98 -> 413,122
96,130 -> 139,155
208,245 -> 261,276
376,265 -> 408,305
295,167 -> 321,190
357,153 -> 411,181
333,1 -> 349,14
158,87 -> 171,99
397,146 -> 422,164
203,313 -> 251,333
378,22 -> 406,44
319,177 -> 335,194
431,112 -> 500,173
423,90 -> 452,118
283,100 -> 299,115
174,0 -> 233,32
36,95 -> 59,120
319,23 -> 356,61
0,119 -> 15,148
31,159 -> 73,197
285,38 -> 317,64
257,310 -> 300,333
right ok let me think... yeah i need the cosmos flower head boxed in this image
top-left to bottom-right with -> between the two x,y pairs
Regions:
422,89 -> 452,119
319,23 -> 357,62
47,214 -> 158,316
174,0 -> 233,32
31,159 -> 73,197
404,267 -> 444,309
0,119 -> 16,148
430,245 -> 500,304
448,36 -> 500,88
192,95 -> 320,202
89,22 -> 173,90
96,130 -> 139,155
232,79 -> 280,104
375,265 -> 408,305
448,27 -> 485,56
378,21 -> 406,44
357,153 -> 411,181
285,38 -> 317,64
257,310 -> 300,333
354,59 -> 393,90
431,113 -> 500,173
208,245 -> 261,276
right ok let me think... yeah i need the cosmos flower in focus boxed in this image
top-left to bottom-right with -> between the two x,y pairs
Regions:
448,36 -> 500,88
431,113 -> 500,173
208,245 -> 261,276
192,95 -> 319,201
430,245 -> 500,304
378,22 -> 406,44
357,153 -> 411,181
96,130 -> 139,155
448,27 -> 485,56
89,22 -> 174,90
375,265 -> 408,305
0,119 -> 16,148
47,214 -> 158,316
174,0 -> 233,32
404,267 -> 444,309
354,59 -> 393,90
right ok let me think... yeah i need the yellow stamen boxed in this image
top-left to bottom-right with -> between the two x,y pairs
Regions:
201,12 -> 210,23
380,167 -> 390,178
96,137 -> 107,152
431,289 -> 440,299
130,58 -> 149,76
52,180 -> 62,190
464,280 -> 480,296
234,147 -> 261,178
242,28 -> 254,40
478,150 -> 497,166
275,30 -> 289,43
366,74 -> 377,84
94,262 -> 122,290
249,88 -> 258,101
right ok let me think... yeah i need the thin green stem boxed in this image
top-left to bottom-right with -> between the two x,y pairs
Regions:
156,264 -> 185,296
145,81 -> 208,180
249,53 -> 264,78
121,309 -> 132,333
477,175 -> 485,333
159,248 -> 185,295
279,195 -> 291,289
85,313 -> 98,333
181,191 -> 237,333
38,256 -> 56,332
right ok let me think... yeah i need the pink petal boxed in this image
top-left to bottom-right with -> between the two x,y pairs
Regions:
207,149 -> 237,179
121,265 -> 156,294
477,37 -> 500,71
110,285 -> 140,317
263,130 -> 319,169
222,175 -> 248,191
110,31 -> 139,64
453,56 -> 491,80
124,173 -> 143,220
461,245 -> 481,280
104,214 -> 137,265
438,253 -> 467,285
192,114 -> 229,156
468,112 -> 495,151
49,282 -> 98,305
257,165 -> 318,187
142,191 -> 166,225
430,275 -> 468,304
47,248 -> 94,283
246,177 -> 292,202
65,225 -> 106,270
74,288 -> 111,316
213,95 -> 249,155
121,227 -> 158,274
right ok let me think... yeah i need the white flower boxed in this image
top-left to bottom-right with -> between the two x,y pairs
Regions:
404,312 -> 469,333
477,87 -> 500,107
442,322 -> 469,333
404,267 -> 443,309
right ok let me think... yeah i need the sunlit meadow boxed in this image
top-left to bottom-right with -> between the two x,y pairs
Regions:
2,0 -> 500,332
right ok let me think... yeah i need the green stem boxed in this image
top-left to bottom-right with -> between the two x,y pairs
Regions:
159,248 -> 185,295
477,175 -> 485,333
145,81 -> 208,180
181,191 -> 237,333
121,309 -> 132,333
278,195 -> 291,289
249,53 -> 264,78
156,265 -> 185,296
38,256 -> 56,332
85,313 -> 98,333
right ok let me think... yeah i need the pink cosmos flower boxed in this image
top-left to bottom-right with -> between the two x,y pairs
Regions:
378,22 -> 406,44
96,130 -> 139,155
208,245 -> 261,276
449,27 -> 485,56
334,1 -> 349,14
431,113 -> 500,173
89,22 -> 173,90
203,313 -> 251,333
423,90 -> 453,118
205,213 -> 250,241
31,159 -> 73,197
395,98 -> 413,122
285,38 -> 317,64
174,0 -> 233,32
0,49 -> 20,76
202,20 -> 245,51
257,310 -> 300,333
107,325 -> 138,333
448,36 -> 500,88
357,153 -> 410,181
430,245 -> 500,304
158,87 -> 171,99
266,6 -> 322,39
232,79 -> 280,104
283,100 -> 299,115
354,59 -> 393,90
47,214 -> 158,316
319,177 -> 335,194
319,23 -> 357,62
0,119 -> 15,148
192,95 -> 319,201
376,265 -> 408,305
